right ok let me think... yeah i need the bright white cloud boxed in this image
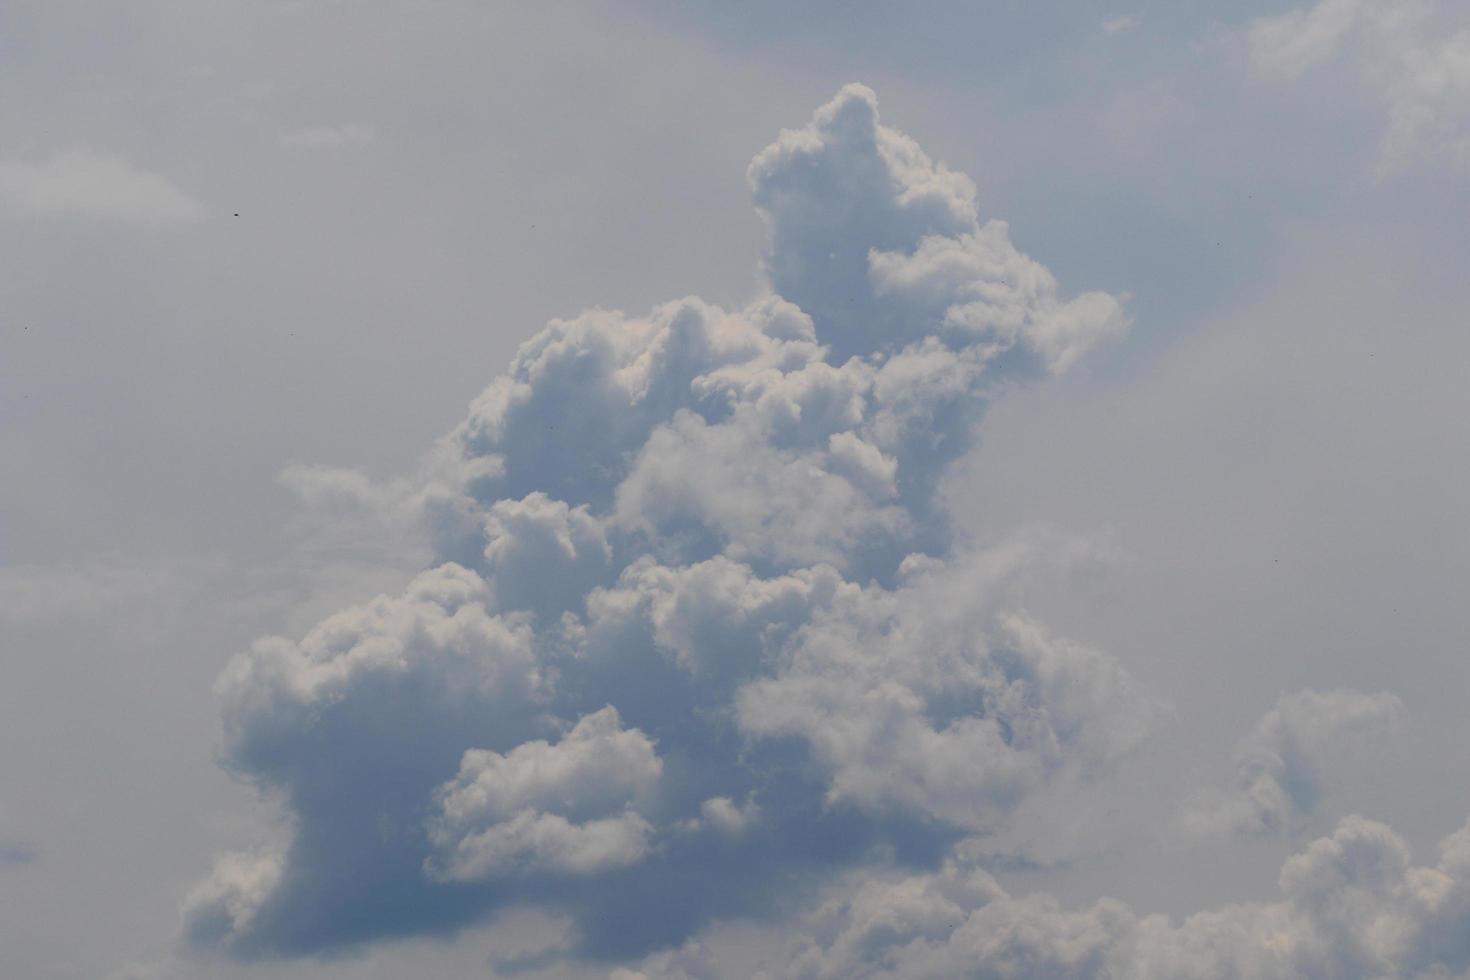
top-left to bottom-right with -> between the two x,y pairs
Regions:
748,84 -> 1127,367
181,851 -> 284,950
734,539 -> 1158,828
427,706 -> 661,880
0,152 -> 202,223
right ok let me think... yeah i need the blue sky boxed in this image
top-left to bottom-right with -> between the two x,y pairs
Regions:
4,2 -> 1470,978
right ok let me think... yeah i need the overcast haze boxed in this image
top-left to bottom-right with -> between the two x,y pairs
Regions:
4,2 -> 1470,978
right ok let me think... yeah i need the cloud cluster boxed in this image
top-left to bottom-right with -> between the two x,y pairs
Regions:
1248,0 -> 1470,168
1181,688 -> 1405,841
186,85 -> 1141,963
624,812 -> 1470,980
427,705 -> 662,881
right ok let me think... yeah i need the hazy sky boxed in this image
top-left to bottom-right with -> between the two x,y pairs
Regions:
4,2 -> 1470,978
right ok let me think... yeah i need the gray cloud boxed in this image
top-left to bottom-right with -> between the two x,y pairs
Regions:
1181,688 -> 1405,841
426,705 -> 662,881
185,85 -> 1141,964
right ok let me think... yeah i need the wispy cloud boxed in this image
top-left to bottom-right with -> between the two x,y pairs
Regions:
0,152 -> 202,223
280,123 -> 377,149
1248,0 -> 1470,169
1180,688 -> 1405,841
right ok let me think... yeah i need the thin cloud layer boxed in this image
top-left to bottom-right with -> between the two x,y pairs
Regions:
1248,0 -> 1470,168
0,151 -> 201,223
187,85 -> 1143,963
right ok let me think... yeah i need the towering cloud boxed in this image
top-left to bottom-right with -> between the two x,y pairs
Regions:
185,85 -> 1143,963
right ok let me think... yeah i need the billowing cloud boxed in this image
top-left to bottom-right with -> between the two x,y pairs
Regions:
1181,688 -> 1405,841
0,151 -> 202,223
186,85 -> 1142,963
748,85 -> 1127,367
623,812 -> 1470,979
1248,0 -> 1470,168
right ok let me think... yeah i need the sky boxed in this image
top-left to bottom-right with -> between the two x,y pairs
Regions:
3,1 -> 1470,978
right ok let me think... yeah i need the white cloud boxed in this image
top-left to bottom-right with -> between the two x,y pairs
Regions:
585,555 -> 848,682
427,706 -> 662,880
626,811 -> 1470,979
748,83 -> 1126,367
1248,0 -> 1376,81
188,84 -> 1138,962
1181,688 -> 1405,841
0,152 -> 201,223
280,123 -> 377,149
867,225 -> 1130,373
215,563 -> 543,775
697,796 -> 761,837
1248,0 -> 1470,168
734,538 -> 1158,829
0,559 -> 190,626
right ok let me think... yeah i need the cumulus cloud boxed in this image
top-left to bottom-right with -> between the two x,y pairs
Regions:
696,796 -> 763,838
182,851 -> 284,950
1248,0 -> 1470,168
624,812 -> 1470,979
0,151 -> 202,223
186,85 -> 1140,963
733,544 -> 1156,829
1181,688 -> 1405,841
749,85 -> 1127,367
426,706 -> 661,880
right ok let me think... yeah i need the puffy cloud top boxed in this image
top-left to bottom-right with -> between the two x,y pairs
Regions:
187,86 -> 1141,964
624,813 -> 1470,979
427,706 -> 661,881
749,83 -> 1127,366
